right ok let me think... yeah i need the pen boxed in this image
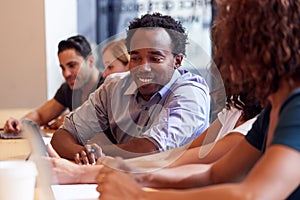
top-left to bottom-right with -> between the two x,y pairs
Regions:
86,145 -> 96,154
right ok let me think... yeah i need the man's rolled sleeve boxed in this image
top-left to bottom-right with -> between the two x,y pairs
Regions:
62,91 -> 106,145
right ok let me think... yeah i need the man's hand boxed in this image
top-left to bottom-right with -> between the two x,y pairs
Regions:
3,117 -> 21,133
74,143 -> 104,165
46,113 -> 69,130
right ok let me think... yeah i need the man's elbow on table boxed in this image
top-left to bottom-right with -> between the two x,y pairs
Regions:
50,128 -> 84,160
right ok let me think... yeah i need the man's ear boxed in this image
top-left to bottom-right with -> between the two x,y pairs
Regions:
174,54 -> 183,69
88,55 -> 95,68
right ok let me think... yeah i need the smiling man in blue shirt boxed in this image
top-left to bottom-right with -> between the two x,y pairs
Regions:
51,13 -> 210,163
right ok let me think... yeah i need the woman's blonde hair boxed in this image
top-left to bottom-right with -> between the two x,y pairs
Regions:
102,38 -> 129,66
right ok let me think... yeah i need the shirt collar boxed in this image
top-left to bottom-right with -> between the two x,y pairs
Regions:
124,75 -> 137,96
158,69 -> 180,96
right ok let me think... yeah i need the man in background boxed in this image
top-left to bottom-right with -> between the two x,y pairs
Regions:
4,35 -> 103,132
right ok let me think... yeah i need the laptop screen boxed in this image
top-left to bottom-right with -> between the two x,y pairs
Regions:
21,119 -> 55,200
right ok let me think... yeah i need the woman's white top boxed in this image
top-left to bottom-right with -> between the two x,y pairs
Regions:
217,107 -> 257,138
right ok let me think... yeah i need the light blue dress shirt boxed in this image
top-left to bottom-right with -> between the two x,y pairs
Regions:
63,69 -> 210,155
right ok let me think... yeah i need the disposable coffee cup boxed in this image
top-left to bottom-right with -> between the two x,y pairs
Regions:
0,160 -> 37,200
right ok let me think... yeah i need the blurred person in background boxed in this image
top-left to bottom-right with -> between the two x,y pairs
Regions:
4,35 -> 102,132
101,38 -> 129,79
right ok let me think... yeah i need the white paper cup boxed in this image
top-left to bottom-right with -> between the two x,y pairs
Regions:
0,160 -> 37,200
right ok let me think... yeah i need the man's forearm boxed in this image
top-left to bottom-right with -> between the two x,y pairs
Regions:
23,111 -> 43,125
50,128 -> 84,160
118,138 -> 158,153
100,138 -> 158,159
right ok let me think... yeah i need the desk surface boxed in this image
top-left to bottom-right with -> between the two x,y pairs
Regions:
0,108 -> 56,160
0,108 -> 32,128
0,130 -> 54,161
0,138 -> 31,160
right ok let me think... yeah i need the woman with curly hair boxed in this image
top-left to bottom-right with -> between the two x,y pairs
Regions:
96,1 -> 300,199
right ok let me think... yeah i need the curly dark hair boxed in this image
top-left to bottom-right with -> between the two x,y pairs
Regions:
126,12 -> 188,56
218,58 -> 262,121
212,0 -> 300,104
58,35 -> 92,59
213,31 -> 262,121
226,92 -> 262,122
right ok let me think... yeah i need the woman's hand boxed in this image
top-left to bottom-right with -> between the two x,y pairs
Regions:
46,143 -> 84,184
96,165 -> 145,200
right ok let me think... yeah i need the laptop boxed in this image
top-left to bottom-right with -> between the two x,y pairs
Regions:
21,119 -> 55,200
21,119 -> 98,200
21,119 -> 49,157
0,131 -> 23,139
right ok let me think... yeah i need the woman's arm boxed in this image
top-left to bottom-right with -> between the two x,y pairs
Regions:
139,139 -> 258,188
47,143 -> 102,184
146,145 -> 300,200
169,132 -> 244,167
188,118 -> 222,149
97,141 -> 300,200
97,139 -> 259,192
49,157 -> 103,184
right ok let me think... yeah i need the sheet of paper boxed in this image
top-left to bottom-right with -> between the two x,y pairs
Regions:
51,184 -> 99,200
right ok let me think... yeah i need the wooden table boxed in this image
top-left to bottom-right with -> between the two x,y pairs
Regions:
0,138 -> 31,160
0,108 -> 56,160
0,129 -> 55,161
0,108 -> 32,128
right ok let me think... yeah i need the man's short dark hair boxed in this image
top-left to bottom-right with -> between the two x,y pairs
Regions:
58,35 -> 91,59
126,13 -> 188,56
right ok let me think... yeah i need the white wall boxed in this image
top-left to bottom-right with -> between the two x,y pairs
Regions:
0,0 -> 77,109
45,0 -> 78,99
0,0 -> 47,109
